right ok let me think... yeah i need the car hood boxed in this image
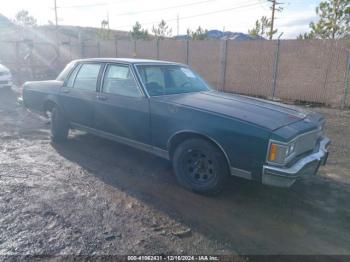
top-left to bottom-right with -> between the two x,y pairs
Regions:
153,91 -> 311,131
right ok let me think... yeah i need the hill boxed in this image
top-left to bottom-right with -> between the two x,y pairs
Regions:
0,13 -> 262,43
175,29 -> 264,41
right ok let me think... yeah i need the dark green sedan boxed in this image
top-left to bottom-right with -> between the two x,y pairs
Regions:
22,58 -> 330,194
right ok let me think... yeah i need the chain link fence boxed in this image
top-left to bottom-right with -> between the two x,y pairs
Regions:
0,38 -> 349,108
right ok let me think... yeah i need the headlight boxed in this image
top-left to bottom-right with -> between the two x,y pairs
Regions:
285,141 -> 296,156
268,140 -> 296,165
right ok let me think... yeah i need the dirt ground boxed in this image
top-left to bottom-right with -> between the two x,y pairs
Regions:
0,87 -> 350,256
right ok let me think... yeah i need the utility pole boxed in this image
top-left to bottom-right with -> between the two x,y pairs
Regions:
54,0 -> 58,26
53,0 -> 60,66
268,0 -> 283,40
176,14 -> 179,36
269,0 -> 276,40
107,12 -> 110,30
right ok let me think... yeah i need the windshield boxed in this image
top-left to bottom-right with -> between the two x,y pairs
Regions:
136,64 -> 211,96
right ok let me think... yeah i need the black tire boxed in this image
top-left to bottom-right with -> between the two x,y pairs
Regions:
173,138 -> 229,195
50,105 -> 69,143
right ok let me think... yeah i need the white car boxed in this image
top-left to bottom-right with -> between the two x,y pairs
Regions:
0,64 -> 12,89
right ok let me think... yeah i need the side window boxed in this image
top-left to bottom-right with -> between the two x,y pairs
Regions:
102,64 -> 141,97
57,61 -> 76,81
73,63 -> 101,91
168,68 -> 189,88
65,65 -> 80,88
143,67 -> 165,89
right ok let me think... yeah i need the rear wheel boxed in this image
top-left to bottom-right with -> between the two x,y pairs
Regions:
173,138 -> 229,195
50,105 -> 69,143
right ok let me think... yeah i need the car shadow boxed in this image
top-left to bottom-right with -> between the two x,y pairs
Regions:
53,132 -> 350,255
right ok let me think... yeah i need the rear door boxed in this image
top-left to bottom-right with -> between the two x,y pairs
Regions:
94,63 -> 151,145
59,62 -> 103,128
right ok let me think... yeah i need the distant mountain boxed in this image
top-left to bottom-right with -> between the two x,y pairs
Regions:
174,29 -> 264,41
207,30 -> 264,40
0,12 -> 263,42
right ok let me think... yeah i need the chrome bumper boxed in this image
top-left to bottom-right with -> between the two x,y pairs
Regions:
262,137 -> 330,188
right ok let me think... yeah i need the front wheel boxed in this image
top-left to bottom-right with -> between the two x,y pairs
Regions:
173,138 -> 229,195
50,105 -> 69,143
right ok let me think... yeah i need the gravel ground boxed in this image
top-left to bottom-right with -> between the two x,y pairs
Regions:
0,87 -> 350,256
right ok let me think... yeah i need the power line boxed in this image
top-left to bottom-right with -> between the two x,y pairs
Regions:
56,0 -> 220,19
56,1 -> 115,8
113,0 -> 218,17
57,0 -> 215,11
114,1 -> 262,30
258,0 -> 269,10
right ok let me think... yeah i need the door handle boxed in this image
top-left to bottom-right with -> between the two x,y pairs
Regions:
97,95 -> 107,101
61,88 -> 70,93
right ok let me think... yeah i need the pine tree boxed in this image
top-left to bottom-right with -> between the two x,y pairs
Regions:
152,20 -> 172,39
248,16 -> 277,39
302,0 -> 350,39
130,22 -> 149,40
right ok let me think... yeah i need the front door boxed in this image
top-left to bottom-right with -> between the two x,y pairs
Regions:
94,63 -> 150,145
59,63 -> 102,128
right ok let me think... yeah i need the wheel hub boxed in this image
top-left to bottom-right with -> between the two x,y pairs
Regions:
185,150 -> 215,184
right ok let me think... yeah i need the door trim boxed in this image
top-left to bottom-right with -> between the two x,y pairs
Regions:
70,122 -> 169,160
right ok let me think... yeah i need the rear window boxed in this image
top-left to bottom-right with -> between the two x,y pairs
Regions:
73,64 -> 101,91
56,62 -> 76,81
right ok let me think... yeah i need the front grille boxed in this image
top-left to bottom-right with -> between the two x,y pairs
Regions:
294,130 -> 320,156
283,129 -> 322,166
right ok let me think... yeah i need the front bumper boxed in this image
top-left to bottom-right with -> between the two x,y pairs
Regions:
262,136 -> 330,188
0,79 -> 12,88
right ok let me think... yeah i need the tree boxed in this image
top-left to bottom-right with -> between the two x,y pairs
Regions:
248,16 -> 277,39
296,32 -> 315,40
130,21 -> 149,40
304,0 -> 350,39
100,19 -> 110,40
190,26 -> 208,40
14,10 -> 37,27
152,20 -> 172,39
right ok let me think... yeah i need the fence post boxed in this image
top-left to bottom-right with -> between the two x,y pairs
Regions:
68,37 -> 72,60
29,41 -> 35,80
115,38 -> 118,57
79,40 -> 85,58
272,38 -> 282,99
341,50 -> 350,110
97,41 -> 101,57
186,39 -> 189,65
220,39 -> 228,91
79,32 -> 85,58
133,40 -> 137,57
156,38 -> 160,60
15,41 -> 21,85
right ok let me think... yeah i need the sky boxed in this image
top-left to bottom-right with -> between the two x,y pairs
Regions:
1,0 -> 322,39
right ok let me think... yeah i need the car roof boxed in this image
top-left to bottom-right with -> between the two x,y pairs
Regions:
73,58 -> 186,66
